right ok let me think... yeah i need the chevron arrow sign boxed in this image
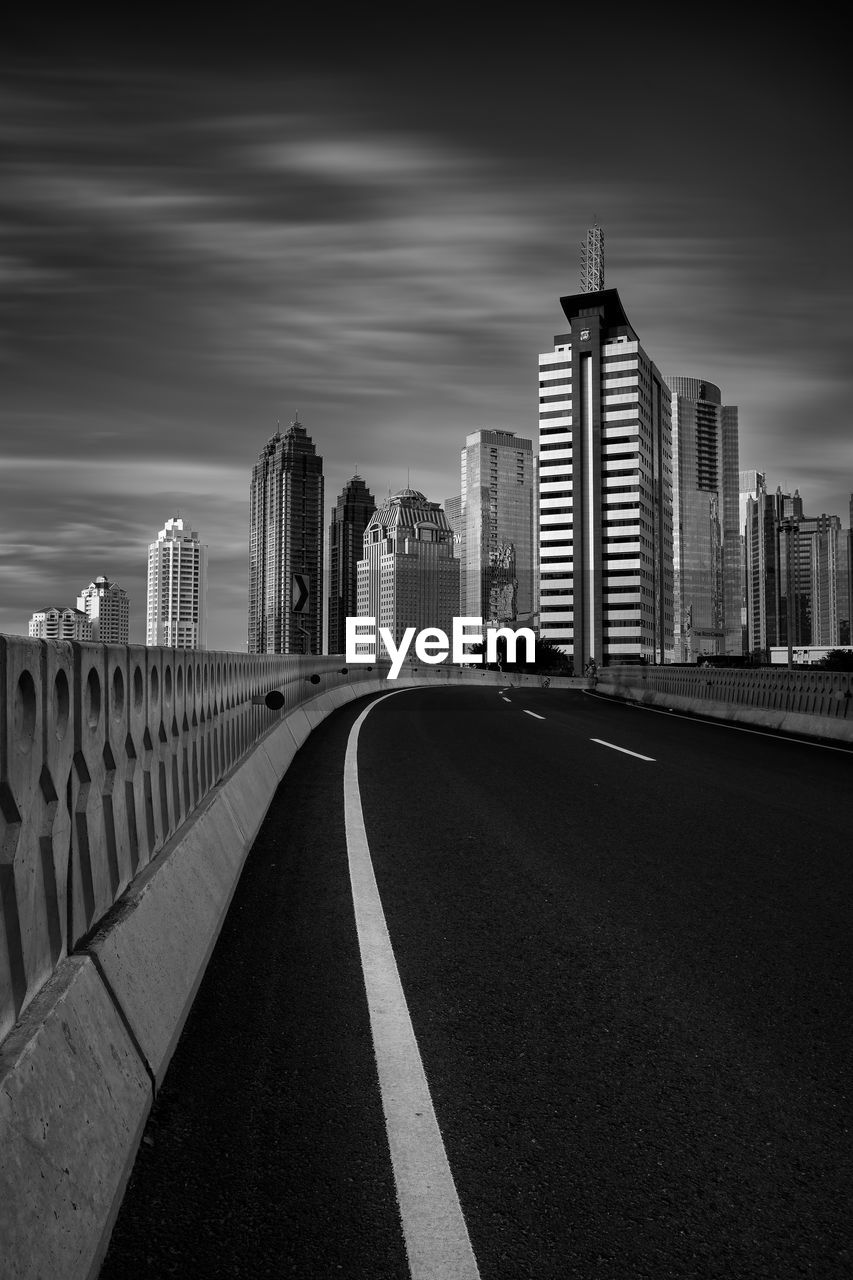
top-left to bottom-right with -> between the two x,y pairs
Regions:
292,573 -> 310,614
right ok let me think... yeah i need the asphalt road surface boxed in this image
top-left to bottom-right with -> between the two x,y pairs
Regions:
99,686 -> 852,1279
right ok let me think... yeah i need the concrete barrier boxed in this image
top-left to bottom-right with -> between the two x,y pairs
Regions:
595,665 -> 853,744
0,639 -> 390,1280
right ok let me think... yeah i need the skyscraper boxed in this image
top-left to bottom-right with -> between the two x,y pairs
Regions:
356,489 -> 459,652
841,496 -> 853,645
458,429 -> 537,626
666,377 -> 741,661
328,474 -> 375,655
146,517 -> 208,649
742,473 -> 778,656
77,576 -> 130,644
538,287 -> 673,668
248,417 -> 324,654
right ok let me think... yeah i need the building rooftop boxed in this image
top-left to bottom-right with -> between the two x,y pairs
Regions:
558,287 -> 635,334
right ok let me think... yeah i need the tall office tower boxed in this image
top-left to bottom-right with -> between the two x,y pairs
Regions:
538,288 -> 673,669
146,516 -> 208,649
841,495 -> 853,645
444,495 -> 463,541
810,515 -> 844,646
444,494 -> 463,611
580,223 -> 605,293
792,509 -> 843,646
77,576 -> 129,644
356,488 -> 459,652
248,417 -> 324,655
458,430 -> 536,626
327,474 -> 375,655
28,607 -> 92,641
739,470 -> 765,652
666,377 -> 742,661
743,475 -> 779,656
742,483 -> 845,652
739,470 -> 764,538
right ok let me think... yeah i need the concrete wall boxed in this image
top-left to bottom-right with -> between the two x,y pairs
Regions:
0,634 -> 389,1280
596,664 -> 853,743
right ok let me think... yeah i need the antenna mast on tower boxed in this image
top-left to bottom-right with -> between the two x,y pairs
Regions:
580,222 -> 605,292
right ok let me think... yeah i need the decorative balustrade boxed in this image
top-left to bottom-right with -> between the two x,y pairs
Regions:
600,664 -> 853,721
0,635 -> 385,1043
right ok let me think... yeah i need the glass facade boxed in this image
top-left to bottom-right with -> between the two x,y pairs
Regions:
666,377 -> 742,661
248,418 -> 324,655
459,430 -> 536,627
328,475 -> 375,655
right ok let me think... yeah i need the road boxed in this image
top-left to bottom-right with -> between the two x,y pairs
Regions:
99,686 -> 852,1279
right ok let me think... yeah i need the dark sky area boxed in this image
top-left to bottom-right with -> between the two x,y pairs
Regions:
3,15 -> 851,648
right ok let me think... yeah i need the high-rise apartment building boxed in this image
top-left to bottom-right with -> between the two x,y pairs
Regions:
356,488 -> 459,652
77,576 -> 130,644
538,287 -> 673,668
328,474 -> 375,655
146,516 -> 208,649
458,430 -> 537,627
28,607 -> 92,641
666,377 -> 741,661
248,417 -> 324,655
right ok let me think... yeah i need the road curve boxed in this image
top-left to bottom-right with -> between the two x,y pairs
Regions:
100,686 -> 853,1279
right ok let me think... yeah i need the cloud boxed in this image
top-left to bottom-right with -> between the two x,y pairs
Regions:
253,136 -> 460,181
1,51 -> 851,655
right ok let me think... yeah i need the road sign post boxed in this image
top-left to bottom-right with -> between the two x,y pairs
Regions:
292,573 -> 310,653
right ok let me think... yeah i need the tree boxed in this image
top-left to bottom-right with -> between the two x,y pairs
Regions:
468,632 -> 573,675
816,649 -> 853,671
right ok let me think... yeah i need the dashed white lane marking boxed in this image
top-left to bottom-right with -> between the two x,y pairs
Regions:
344,691 -> 481,1280
523,710 -> 545,720
584,688 -> 853,754
501,696 -> 511,703
591,737 -> 655,762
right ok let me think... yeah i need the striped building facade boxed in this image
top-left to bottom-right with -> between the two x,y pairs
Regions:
538,288 -> 673,669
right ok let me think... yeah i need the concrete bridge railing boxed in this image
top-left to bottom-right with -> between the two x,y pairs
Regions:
596,663 -> 853,743
0,635 -> 386,1045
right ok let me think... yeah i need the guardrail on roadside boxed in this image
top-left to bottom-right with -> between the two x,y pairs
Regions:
0,635 -> 385,1044
596,663 -> 853,738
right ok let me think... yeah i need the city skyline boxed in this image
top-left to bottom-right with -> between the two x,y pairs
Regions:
3,17 -> 852,649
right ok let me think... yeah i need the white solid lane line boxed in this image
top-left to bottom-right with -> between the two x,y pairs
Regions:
591,737 -> 655,762
523,710 -> 545,720
344,691 -> 481,1280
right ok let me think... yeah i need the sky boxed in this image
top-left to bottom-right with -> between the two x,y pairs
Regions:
3,15 -> 851,650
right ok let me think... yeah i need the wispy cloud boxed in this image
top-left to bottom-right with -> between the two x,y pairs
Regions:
1,42 -> 851,650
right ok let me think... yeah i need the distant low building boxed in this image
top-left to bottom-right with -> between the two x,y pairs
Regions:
77,575 -> 130,644
769,645 -> 853,666
28,606 -> 92,641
